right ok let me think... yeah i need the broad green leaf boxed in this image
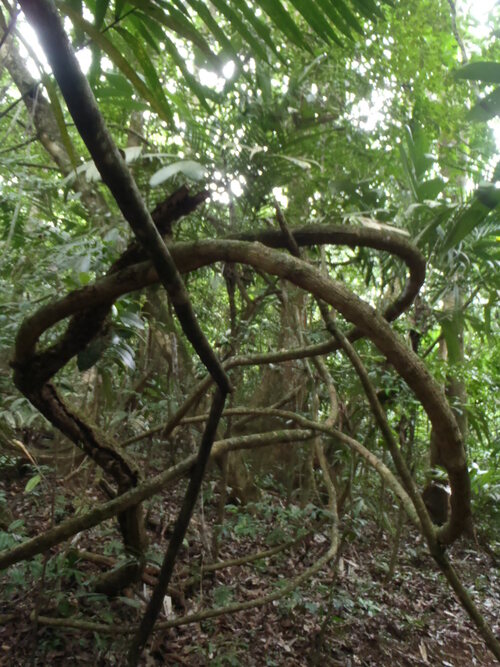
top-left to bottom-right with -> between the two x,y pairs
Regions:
58,2 -> 173,123
114,344 -> 136,370
472,235 -> 500,256
468,87 -> 500,122
414,206 -> 454,248
94,0 -> 110,29
150,160 -> 206,186
476,184 -> 500,209
484,297 -> 494,334
417,177 -> 445,202
99,71 -> 135,97
454,61 -> 500,84
409,126 -> 433,179
119,312 -> 145,331
42,75 -> 78,170
403,125 -> 433,180
25,474 -> 41,494
441,199 -> 491,251
115,0 -> 127,19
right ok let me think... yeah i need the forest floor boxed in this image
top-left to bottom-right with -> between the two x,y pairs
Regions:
0,464 -> 498,667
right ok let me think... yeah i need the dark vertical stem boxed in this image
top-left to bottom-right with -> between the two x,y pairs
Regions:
127,387 -> 227,665
18,0 -> 230,395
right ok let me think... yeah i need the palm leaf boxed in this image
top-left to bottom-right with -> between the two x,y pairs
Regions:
208,0 -> 270,62
127,0 -> 220,67
255,0 -> 311,52
231,0 -> 283,60
114,26 -> 172,109
182,0 -> 239,60
58,2 -> 174,123
161,32 -> 217,109
287,0 -> 342,45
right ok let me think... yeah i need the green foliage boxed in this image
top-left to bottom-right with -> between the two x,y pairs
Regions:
212,584 -> 235,607
53,0 -> 386,127
24,472 -> 42,493
455,60 -> 500,122
0,8 -> 499,662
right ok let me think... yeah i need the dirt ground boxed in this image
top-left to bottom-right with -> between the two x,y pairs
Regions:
0,468 -> 498,666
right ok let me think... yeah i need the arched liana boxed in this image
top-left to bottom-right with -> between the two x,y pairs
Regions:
7,216 -> 495,655
12,219 -> 470,544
